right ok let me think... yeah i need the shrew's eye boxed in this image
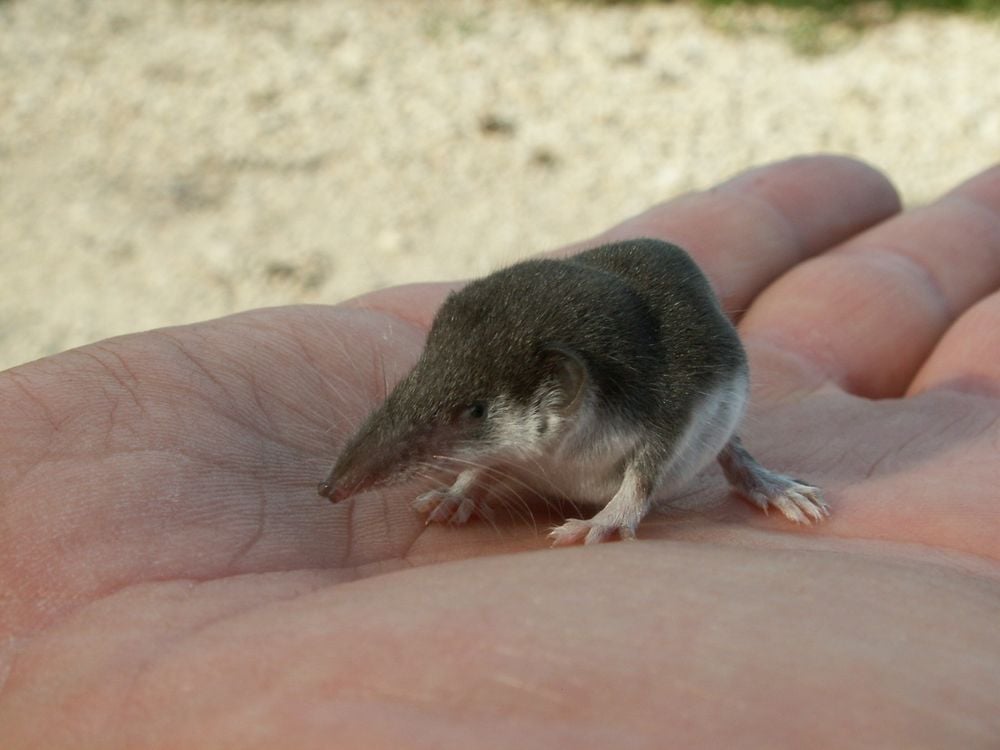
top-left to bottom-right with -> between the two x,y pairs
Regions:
465,401 -> 487,419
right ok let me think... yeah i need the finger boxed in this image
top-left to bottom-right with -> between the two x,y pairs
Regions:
345,281 -> 463,331
740,163 -> 1000,398
354,156 -> 900,329
908,289 -> 1000,395
908,168 -> 1000,394
559,154 -> 901,317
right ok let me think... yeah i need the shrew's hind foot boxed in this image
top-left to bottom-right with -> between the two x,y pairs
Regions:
718,436 -> 829,524
740,474 -> 827,523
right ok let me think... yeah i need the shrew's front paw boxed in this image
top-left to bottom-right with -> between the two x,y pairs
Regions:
414,488 -> 493,525
548,517 -> 637,547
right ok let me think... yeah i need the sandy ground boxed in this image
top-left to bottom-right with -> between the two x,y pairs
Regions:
1,0 -> 998,371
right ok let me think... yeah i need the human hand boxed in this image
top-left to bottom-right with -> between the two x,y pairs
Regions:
2,155 -> 998,748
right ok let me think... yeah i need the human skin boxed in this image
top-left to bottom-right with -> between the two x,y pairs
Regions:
1,155 -> 998,749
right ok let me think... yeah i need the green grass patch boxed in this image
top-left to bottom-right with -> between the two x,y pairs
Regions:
560,0 -> 997,56
699,0 -> 996,9
579,0 -> 997,9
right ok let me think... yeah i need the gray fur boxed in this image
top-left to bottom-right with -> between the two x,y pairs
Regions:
318,238 -> 826,541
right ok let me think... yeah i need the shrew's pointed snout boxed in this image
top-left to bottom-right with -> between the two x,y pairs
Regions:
317,478 -> 356,504
318,400 -> 434,505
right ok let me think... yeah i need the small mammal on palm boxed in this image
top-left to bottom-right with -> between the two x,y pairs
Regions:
318,239 -> 828,545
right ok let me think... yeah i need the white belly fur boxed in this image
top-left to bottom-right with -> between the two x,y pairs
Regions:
652,372 -> 748,497
503,372 -> 748,507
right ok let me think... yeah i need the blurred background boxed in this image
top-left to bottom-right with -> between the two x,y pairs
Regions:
1,0 -> 998,371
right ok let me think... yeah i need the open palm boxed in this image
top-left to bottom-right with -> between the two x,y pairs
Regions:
2,155 -> 998,748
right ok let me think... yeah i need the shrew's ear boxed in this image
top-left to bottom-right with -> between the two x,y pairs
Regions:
541,344 -> 589,416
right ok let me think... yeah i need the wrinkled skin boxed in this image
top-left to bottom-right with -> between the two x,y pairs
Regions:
2,155 -> 999,748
